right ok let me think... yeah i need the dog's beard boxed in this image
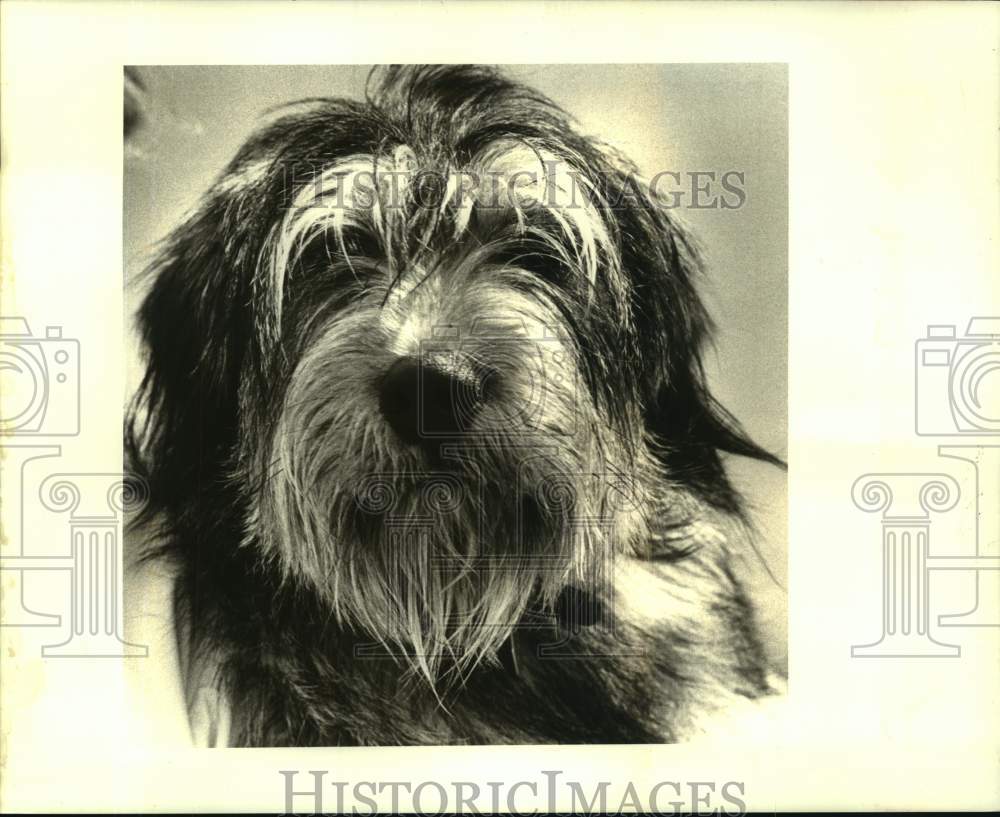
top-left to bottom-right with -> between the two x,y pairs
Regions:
245,293 -> 643,686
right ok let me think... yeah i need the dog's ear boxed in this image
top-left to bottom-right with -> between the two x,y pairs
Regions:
127,191 -> 253,517
604,169 -> 783,513
642,349 -> 783,513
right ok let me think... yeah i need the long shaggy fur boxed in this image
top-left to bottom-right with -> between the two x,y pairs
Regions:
127,65 -> 783,746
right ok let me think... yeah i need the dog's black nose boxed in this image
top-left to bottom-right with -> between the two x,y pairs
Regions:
378,356 -> 486,446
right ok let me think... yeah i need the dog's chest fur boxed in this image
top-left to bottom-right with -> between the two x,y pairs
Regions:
176,526 -> 772,746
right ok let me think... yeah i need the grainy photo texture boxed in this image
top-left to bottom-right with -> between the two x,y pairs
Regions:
123,64 -> 787,747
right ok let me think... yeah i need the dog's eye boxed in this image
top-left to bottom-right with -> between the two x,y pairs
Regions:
490,245 -> 572,286
295,229 -> 383,277
322,228 -> 382,262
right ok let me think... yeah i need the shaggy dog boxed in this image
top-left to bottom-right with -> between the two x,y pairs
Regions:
127,65 -> 783,746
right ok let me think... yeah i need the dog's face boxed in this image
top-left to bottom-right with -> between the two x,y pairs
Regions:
131,66 -> 769,683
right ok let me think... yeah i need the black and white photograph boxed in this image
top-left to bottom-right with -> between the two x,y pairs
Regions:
1,2 -> 997,813
123,64 -> 788,747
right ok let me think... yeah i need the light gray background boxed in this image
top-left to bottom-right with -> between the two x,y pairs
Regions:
124,64 -> 787,667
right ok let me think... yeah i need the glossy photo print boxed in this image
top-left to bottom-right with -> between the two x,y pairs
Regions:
122,64 -> 787,748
